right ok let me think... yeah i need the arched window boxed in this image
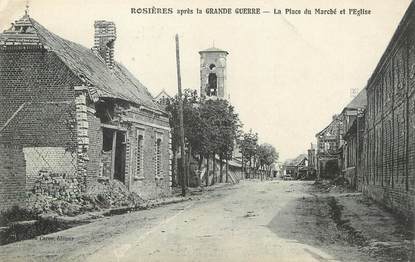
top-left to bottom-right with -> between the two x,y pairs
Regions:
207,73 -> 217,96
209,64 -> 216,70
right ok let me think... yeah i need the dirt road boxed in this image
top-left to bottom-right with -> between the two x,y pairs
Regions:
1,180 -> 408,262
87,180 -> 342,262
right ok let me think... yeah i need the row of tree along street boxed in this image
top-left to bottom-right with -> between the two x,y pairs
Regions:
165,89 -> 278,189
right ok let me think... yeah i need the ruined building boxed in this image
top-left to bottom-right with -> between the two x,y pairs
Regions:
0,14 -> 172,211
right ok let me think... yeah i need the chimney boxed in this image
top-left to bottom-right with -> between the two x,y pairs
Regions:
93,20 -> 116,70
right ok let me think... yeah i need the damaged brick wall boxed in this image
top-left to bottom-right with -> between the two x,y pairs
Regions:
85,108 -> 103,189
83,101 -> 172,199
0,48 -> 82,210
0,49 -> 80,126
74,90 -> 88,192
121,108 -> 171,199
24,147 -> 77,191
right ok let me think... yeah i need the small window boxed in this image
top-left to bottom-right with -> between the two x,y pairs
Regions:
209,64 -> 216,70
136,134 -> 143,177
155,138 -> 162,177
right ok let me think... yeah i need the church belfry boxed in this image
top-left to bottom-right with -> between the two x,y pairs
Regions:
199,47 -> 229,99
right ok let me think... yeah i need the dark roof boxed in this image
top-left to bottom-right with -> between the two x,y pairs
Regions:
285,154 -> 307,166
199,47 -> 229,54
316,116 -> 340,137
0,102 -> 75,147
344,88 -> 367,110
0,15 -> 162,112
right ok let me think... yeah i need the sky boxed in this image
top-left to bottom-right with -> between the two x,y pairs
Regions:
0,0 -> 412,161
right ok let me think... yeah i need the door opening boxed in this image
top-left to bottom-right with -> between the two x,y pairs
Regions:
102,128 -> 126,184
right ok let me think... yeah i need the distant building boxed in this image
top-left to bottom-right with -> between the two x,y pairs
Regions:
307,143 -> 317,171
154,89 -> 171,109
284,154 -> 308,180
340,89 -> 367,188
315,115 -> 343,179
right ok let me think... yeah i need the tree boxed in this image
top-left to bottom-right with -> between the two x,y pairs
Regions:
198,99 -> 240,185
213,101 -> 241,183
166,89 -> 203,187
166,91 -> 242,187
257,143 -> 279,180
238,130 -> 259,178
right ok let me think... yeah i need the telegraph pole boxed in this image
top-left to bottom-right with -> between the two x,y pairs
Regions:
175,34 -> 186,196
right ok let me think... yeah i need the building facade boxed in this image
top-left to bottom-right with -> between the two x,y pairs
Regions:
0,14 -> 172,211
315,115 -> 343,179
340,89 -> 367,188
314,2 -> 415,219
358,1 -> 415,220
284,154 -> 308,180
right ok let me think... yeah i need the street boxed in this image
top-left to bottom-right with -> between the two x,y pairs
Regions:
0,180 -> 410,262
88,181 -> 339,262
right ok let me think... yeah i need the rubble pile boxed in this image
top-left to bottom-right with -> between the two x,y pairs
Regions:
313,178 -> 354,194
84,180 -> 144,209
26,172 -> 144,216
32,171 -> 81,202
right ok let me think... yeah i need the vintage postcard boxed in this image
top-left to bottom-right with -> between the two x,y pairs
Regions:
0,0 -> 414,261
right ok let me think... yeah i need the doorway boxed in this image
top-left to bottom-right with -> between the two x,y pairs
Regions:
102,128 -> 126,184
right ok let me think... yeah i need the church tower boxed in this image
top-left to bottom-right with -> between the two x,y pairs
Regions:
199,47 -> 229,99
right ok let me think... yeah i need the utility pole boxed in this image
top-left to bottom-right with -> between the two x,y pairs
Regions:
175,34 -> 186,196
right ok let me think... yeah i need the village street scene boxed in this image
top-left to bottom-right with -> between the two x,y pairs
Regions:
0,0 -> 414,261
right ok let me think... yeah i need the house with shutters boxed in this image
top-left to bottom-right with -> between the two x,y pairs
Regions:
0,13 -> 172,211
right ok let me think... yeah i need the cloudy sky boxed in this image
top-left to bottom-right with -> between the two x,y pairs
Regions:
0,0 -> 411,161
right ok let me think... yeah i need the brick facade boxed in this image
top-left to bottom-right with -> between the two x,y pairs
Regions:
0,145 -> 26,211
357,2 -> 415,220
118,108 -> 171,199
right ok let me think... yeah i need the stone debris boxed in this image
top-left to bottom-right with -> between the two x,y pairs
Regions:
25,171 -> 145,216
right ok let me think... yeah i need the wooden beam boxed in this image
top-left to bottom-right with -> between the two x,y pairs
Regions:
101,123 -> 127,131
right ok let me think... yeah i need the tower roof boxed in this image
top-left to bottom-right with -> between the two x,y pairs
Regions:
199,47 -> 228,55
